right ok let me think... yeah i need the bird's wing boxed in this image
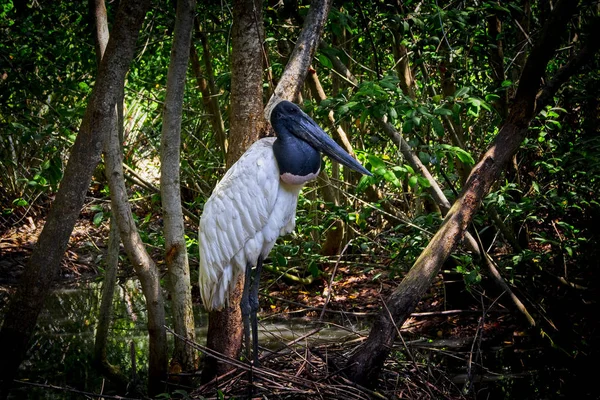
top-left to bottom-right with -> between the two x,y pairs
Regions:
199,138 -> 279,310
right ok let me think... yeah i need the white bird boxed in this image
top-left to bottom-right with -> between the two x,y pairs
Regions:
198,99 -> 371,363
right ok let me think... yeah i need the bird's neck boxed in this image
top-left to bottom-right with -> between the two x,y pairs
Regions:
273,132 -> 321,186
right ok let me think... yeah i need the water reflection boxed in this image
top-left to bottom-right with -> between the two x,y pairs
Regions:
5,280 -> 154,399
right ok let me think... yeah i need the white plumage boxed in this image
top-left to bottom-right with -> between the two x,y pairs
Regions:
198,137 -> 303,310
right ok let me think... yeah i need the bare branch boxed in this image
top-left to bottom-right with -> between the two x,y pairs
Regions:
265,0 -> 333,118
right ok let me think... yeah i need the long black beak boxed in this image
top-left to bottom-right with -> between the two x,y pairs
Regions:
290,109 -> 372,176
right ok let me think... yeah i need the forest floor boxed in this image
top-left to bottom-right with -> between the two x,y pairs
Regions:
0,200 -> 598,399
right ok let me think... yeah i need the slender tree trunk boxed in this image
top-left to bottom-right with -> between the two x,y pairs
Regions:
105,91 -> 168,397
191,22 -> 227,156
94,218 -> 128,389
306,69 -> 347,256
90,0 -> 128,389
160,0 -> 197,373
346,0 -> 581,386
488,12 -> 508,119
202,0 -> 264,382
265,0 -> 332,114
0,0 -> 149,397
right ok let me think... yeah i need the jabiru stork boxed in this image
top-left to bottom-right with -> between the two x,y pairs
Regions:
198,99 -> 371,363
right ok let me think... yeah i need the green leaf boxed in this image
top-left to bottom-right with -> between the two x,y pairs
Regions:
417,176 -> 431,188
455,87 -> 470,98
13,198 -> 29,207
455,148 -> 475,165
408,176 -> 418,188
485,93 -> 501,103
368,154 -> 386,170
78,82 -> 90,91
565,246 -> 573,257
432,117 -> 445,137
346,101 -> 359,110
318,54 -> 333,69
93,212 -> 104,226
383,170 -> 401,187
433,107 -> 453,116
389,107 -> 398,120
276,253 -> 287,267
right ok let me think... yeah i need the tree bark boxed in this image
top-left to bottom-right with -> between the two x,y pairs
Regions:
105,88 -> 168,398
203,0 -> 333,383
0,0 -> 149,397
226,0 -> 265,167
306,69 -> 348,256
160,0 -> 197,373
202,0 -> 264,382
346,0 -> 581,387
90,0 -> 128,390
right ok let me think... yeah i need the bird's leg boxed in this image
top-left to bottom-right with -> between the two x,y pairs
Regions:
241,261 -> 253,363
249,255 -> 263,366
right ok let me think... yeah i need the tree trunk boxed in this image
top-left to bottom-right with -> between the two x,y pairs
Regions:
160,0 -> 197,373
306,69 -> 347,256
202,0 -> 264,382
90,0 -> 128,389
191,22 -> 227,156
0,0 -> 149,397
345,0 -> 581,386
487,12 -> 508,119
94,218 -> 129,390
202,0 -> 332,383
264,0 -> 332,114
105,87 -> 168,398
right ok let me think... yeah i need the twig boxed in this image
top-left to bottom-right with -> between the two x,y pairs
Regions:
121,163 -> 199,224
320,239 -> 353,321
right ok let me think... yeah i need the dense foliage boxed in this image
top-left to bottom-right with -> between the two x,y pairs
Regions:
1,0 -> 599,398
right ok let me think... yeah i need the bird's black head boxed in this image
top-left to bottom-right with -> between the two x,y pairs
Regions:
269,100 -> 372,178
271,101 -> 322,184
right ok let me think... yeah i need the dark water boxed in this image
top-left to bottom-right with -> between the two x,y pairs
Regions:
0,280 -> 364,399
3,280 -> 167,399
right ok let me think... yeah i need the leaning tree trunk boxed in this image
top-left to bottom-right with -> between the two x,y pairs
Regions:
0,0 -> 149,397
104,69 -> 168,399
201,0 -> 265,382
346,0 -> 583,386
160,0 -> 197,373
